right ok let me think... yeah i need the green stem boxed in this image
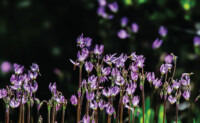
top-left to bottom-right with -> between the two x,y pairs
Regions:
27,101 -> 30,123
77,65 -> 82,122
176,104 -> 178,123
22,104 -> 24,123
132,108 -> 134,123
48,106 -> 51,123
62,106 -> 66,123
142,86 -> 145,123
5,105 -> 9,123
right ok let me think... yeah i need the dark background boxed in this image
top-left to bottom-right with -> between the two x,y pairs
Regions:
0,0 -> 200,122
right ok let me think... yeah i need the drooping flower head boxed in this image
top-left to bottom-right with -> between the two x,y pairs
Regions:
168,95 -> 176,104
147,72 -> 155,83
0,88 -> 7,99
111,86 -> 120,97
182,90 -> 190,101
70,95 -> 78,106
131,23 -> 139,33
132,96 -> 140,107
159,26 -> 168,37
76,34 -> 92,48
123,95 -> 129,105
117,29 -> 129,39
90,100 -> 98,110
94,44 -> 104,55
164,54 -> 173,64
193,36 -> 200,46
106,104 -> 115,115
108,2 -> 118,13
10,98 -> 20,108
14,63 -> 24,75
126,82 -> 137,95
121,17 -> 128,27
172,80 -> 180,90
98,0 -> 107,6
77,48 -> 89,62
130,71 -> 138,81
153,78 -> 162,89
86,91 -> 95,101
103,53 -> 117,66
30,63 -> 40,73
49,82 -> 57,95
85,61 -> 93,73
160,64 -> 168,75
152,38 -> 163,49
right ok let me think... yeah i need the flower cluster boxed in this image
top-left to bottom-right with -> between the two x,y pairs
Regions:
97,0 -> 118,19
69,34 -> 193,123
117,17 -> 139,39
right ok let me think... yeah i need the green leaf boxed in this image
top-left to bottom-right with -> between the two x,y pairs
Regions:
193,118 -> 196,123
123,0 -> 132,6
158,105 -> 167,123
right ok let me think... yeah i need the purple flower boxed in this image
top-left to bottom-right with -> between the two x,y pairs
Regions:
99,99 -> 106,110
131,23 -> 139,33
123,95 -> 129,105
85,62 -> 93,73
182,90 -> 190,101
108,2 -> 118,13
14,63 -> 24,75
121,17 -> 128,27
1,61 -> 12,73
77,34 -> 92,48
106,104 -> 115,115
194,36 -> 200,46
129,52 -> 137,61
103,53 -> 117,65
98,0 -> 106,6
70,95 -> 78,106
167,86 -> 173,94
136,55 -> 145,68
164,54 -> 173,64
126,82 -> 137,95
90,100 -> 98,110
117,29 -> 129,39
115,75 -> 125,86
0,88 -> 7,99
153,78 -> 162,89
81,115 -> 91,123
31,82 -> 38,93
101,67 -> 111,76
94,44 -> 104,55
49,82 -> 57,95
10,98 -> 20,108
132,96 -> 140,107
102,88 -> 111,97
129,63 -> 138,72
147,72 -> 155,83
77,48 -> 89,62
29,71 -> 38,80
152,38 -> 163,49
88,75 -> 97,84
111,86 -> 120,97
160,64 -> 168,75
30,63 -> 40,73
180,79 -> 190,86
130,72 -> 138,81
172,80 -> 180,90
168,95 -> 176,104
86,91 -> 95,101
159,26 -> 168,37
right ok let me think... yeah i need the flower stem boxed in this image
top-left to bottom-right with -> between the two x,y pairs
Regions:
142,85 -> 145,123
120,90 -> 124,123
107,115 -> 111,123
132,109 -> 134,123
163,98 -> 166,123
117,98 -> 120,123
77,65 -> 82,123
5,105 -> 9,123
176,104 -> 178,123
22,104 -> 25,123
51,102 -> 56,123
48,106 -> 51,123
62,105 -> 66,123
27,101 -> 30,123
86,100 -> 89,118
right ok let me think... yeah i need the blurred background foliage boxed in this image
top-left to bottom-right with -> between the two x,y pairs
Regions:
0,0 -> 200,122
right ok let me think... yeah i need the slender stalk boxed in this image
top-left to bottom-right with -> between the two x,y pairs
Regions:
48,106 -> 51,123
107,115 -> 111,123
62,105 -> 66,123
117,99 -> 121,123
132,108 -> 134,123
5,105 -> 9,123
51,102 -> 56,123
77,65 -> 82,123
141,86 -> 145,123
86,101 -> 89,118
22,105 -> 25,123
27,101 -> 30,123
128,108 -> 130,123
176,104 -> 178,123
163,98 -> 166,123
120,90 -> 124,123
19,103 -> 22,123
